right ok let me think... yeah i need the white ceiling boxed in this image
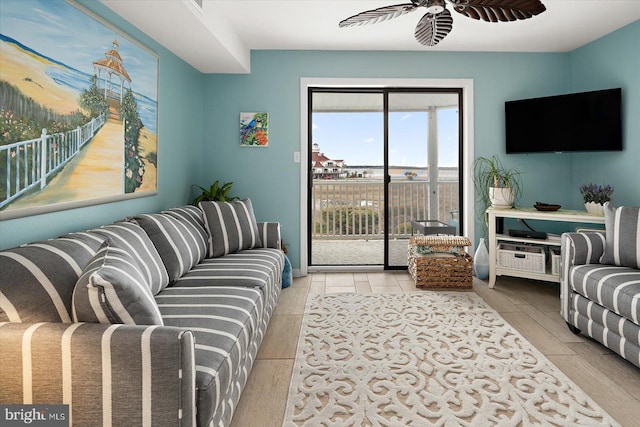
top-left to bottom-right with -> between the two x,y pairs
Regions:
100,0 -> 640,74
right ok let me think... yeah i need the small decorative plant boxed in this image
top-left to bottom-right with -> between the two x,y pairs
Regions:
579,183 -> 614,204
473,155 -> 523,209
192,180 -> 238,205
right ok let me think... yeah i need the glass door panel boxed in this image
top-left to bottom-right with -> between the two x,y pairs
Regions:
309,91 -> 384,266
386,92 -> 460,268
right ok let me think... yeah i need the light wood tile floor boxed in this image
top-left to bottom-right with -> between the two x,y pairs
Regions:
230,273 -> 640,427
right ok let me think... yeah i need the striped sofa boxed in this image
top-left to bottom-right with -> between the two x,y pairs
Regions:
0,203 -> 285,427
560,203 -> 640,369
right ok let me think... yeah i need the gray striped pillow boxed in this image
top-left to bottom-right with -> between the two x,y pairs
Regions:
601,202 -> 640,269
257,222 -> 281,249
89,222 -> 170,295
161,205 -> 209,256
199,199 -> 263,258
133,211 -> 207,282
72,241 -> 163,325
0,234 -> 103,323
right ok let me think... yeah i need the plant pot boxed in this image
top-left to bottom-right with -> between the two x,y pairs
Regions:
489,187 -> 514,209
584,202 -> 605,216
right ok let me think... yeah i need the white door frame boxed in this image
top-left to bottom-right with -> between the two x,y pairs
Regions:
299,78 -> 475,277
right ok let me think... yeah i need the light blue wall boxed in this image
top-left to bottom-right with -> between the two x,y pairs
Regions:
203,51 -> 569,268
4,8 -> 636,267
0,0 -> 204,250
567,20 -> 640,208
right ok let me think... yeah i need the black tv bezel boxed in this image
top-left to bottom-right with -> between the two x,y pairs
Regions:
505,88 -> 622,154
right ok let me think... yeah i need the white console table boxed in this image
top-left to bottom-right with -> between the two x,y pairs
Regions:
487,207 -> 605,288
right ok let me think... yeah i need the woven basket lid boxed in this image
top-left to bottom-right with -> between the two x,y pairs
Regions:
409,235 -> 471,247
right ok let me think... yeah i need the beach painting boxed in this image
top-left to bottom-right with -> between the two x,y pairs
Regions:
0,0 -> 158,219
240,112 -> 269,147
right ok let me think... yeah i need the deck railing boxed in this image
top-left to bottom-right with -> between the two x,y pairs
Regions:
0,112 -> 106,208
311,178 -> 458,240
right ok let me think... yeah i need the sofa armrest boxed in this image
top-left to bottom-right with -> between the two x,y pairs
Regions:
257,222 -> 281,250
561,231 -> 606,267
0,322 -> 195,427
560,231 -> 606,322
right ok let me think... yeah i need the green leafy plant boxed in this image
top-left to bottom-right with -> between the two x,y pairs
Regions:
120,88 -> 145,194
473,155 -> 523,235
473,155 -> 523,191
192,180 -> 238,205
395,222 -> 413,234
79,75 -> 109,118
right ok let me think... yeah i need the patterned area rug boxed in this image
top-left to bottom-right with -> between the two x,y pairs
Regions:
283,292 -> 620,426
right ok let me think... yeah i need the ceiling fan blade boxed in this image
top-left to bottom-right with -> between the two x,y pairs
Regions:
339,4 -> 419,27
414,9 -> 453,47
451,0 -> 546,22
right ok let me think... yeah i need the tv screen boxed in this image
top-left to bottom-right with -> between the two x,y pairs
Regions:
505,88 -> 622,153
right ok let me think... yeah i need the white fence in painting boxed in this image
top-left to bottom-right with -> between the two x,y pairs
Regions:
0,113 -> 106,208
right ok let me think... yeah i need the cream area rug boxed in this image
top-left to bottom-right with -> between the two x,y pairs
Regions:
283,292 -> 620,427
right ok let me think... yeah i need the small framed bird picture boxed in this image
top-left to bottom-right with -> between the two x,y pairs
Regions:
240,112 -> 269,147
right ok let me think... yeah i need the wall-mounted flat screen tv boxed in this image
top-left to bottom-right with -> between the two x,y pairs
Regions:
505,88 -> 622,153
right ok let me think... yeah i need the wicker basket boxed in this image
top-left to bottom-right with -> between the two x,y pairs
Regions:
408,239 -> 473,289
497,243 -> 545,274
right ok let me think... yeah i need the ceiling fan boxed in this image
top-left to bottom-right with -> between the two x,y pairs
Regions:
339,0 -> 546,47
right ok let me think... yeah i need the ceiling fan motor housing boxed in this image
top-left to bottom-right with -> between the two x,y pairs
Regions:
426,0 -> 446,14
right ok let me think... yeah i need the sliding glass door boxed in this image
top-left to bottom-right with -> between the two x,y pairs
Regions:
309,88 -> 463,269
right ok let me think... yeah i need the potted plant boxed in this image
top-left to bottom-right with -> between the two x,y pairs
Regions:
472,156 -> 523,280
580,183 -> 613,216
192,180 -> 238,205
473,155 -> 523,210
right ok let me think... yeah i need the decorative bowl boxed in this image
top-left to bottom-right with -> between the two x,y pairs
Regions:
534,203 -> 561,212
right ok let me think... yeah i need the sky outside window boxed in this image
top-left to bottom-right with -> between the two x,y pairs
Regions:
312,108 -> 458,167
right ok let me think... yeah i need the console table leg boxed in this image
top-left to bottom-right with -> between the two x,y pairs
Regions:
488,210 -> 497,289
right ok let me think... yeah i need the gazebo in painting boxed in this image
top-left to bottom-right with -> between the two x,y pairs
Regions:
93,39 -> 132,104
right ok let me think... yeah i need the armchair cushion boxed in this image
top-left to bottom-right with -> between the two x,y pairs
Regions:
568,263 -> 640,325
73,241 -> 163,325
199,199 -> 262,258
601,202 -> 640,269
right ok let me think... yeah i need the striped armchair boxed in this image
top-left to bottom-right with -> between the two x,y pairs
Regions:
0,204 -> 285,426
561,210 -> 640,369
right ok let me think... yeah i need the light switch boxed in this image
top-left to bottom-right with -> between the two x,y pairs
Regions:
294,151 -> 301,163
